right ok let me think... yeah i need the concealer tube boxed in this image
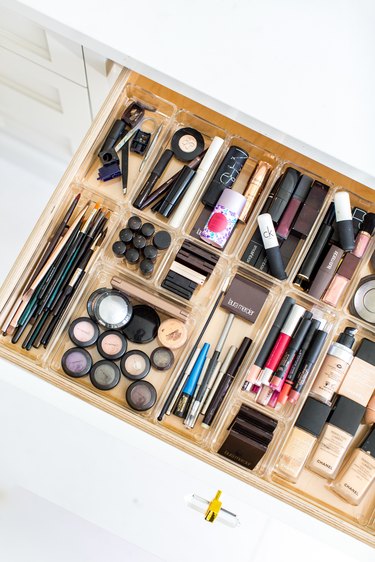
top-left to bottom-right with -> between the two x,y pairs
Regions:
239,161 -> 272,223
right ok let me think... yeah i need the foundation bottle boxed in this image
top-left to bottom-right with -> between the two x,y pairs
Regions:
332,427 -> 375,505
308,396 -> 365,479
275,397 -> 331,483
310,327 -> 357,405
338,338 -> 375,407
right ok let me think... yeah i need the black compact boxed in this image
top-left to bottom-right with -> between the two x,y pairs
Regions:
122,305 -> 160,343
171,127 -> 204,162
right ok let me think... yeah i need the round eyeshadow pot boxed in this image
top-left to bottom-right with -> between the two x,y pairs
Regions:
141,222 -> 155,239
123,304 -> 160,343
119,227 -> 133,245
97,330 -> 127,360
112,240 -> 127,257
121,350 -> 151,380
171,127 -> 205,162
90,360 -> 121,390
68,317 -> 99,348
158,318 -> 188,350
126,380 -> 157,411
133,234 -> 146,251
153,230 -> 171,251
128,215 -> 142,232
125,247 -> 140,270
143,245 -> 158,263
140,259 -> 154,279
87,288 -> 108,320
93,289 -> 133,329
350,275 -> 375,324
150,347 -> 175,371
61,347 -> 92,378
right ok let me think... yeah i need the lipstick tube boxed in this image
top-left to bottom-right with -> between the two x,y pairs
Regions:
260,304 -> 305,384
288,330 -> 328,403
334,191 -> 355,251
257,213 -> 287,280
242,296 -> 295,388
239,161 -> 272,223
267,167 -> 300,223
270,312 -> 313,390
276,175 -> 313,239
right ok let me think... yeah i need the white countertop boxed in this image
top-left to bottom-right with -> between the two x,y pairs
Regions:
4,0 -> 375,189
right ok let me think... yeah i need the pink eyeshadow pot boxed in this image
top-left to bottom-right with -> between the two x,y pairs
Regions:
61,347 -> 92,378
97,330 -> 127,361
120,350 -> 151,381
126,380 -> 157,411
68,317 -> 99,348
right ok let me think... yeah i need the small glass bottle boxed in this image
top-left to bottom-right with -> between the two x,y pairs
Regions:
308,396 -> 365,479
274,397 -> 331,483
310,327 -> 357,404
331,427 -> 375,505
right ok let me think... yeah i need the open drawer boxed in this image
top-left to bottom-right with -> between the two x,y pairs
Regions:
0,69 -> 374,546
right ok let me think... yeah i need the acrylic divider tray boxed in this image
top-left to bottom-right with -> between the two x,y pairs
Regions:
0,70 -> 374,546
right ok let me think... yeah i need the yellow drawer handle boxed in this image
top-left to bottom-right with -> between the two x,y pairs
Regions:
205,490 -> 222,523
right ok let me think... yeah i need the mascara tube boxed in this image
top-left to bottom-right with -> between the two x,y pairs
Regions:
133,149 -> 174,209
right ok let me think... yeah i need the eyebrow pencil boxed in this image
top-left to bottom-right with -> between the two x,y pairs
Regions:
133,149 -> 173,209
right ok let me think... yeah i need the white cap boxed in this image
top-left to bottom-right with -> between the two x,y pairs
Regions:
200,136 -> 225,173
282,304 -> 305,336
258,213 -> 279,249
334,191 -> 352,222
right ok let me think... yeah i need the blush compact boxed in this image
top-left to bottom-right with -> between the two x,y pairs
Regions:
90,360 -> 121,390
97,330 -> 127,360
68,317 -> 99,348
122,304 -> 160,343
61,347 -> 92,378
126,380 -> 157,411
121,350 -> 151,380
171,127 -> 204,162
90,289 -> 133,329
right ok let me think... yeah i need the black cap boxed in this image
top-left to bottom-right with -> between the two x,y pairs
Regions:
294,174 -> 313,200
119,228 -> 133,244
133,234 -> 146,250
268,167 -> 300,223
337,327 -> 357,349
304,330 -> 328,363
140,259 -> 154,277
141,222 -> 155,239
125,247 -> 139,264
153,230 -> 171,250
143,245 -> 158,262
295,397 -> 331,437
355,338 -> 375,367
328,396 -> 365,436
361,212 -> 375,235
153,149 -> 174,175
112,240 -> 126,257
359,426 -> 375,456
128,215 -> 142,232
323,202 -> 336,226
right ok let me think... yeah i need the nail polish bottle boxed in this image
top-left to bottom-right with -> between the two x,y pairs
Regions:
200,188 -> 246,249
310,327 -> 357,404
322,253 -> 360,307
274,397 -> 331,483
308,396 -> 365,479
352,212 -> 375,258
331,427 -> 375,505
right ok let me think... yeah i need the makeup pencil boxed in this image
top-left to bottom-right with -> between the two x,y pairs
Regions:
133,149 -> 173,209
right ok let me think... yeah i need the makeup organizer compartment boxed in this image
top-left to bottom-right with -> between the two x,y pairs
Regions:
0,70 -> 374,545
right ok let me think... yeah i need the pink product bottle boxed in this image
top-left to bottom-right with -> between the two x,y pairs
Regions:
200,188 -> 246,249
352,212 -> 375,258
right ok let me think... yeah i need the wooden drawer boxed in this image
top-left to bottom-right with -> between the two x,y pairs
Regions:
0,69 -> 374,546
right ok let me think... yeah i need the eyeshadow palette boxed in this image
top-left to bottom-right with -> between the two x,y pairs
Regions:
0,73 -> 374,546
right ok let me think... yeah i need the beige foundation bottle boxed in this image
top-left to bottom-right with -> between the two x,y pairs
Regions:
332,426 -> 375,505
308,396 -> 365,479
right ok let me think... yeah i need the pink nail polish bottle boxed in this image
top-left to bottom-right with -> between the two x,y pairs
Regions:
200,188 -> 246,249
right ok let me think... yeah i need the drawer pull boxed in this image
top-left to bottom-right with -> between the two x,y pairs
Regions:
205,489 -> 222,523
186,492 -> 240,527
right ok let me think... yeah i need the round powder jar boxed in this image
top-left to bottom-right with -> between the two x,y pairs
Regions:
150,347 -> 175,371
68,317 -> 99,348
158,318 -> 188,350
350,275 -> 375,324
62,347 -> 92,378
93,289 -> 133,329
171,127 -> 204,162
90,360 -> 121,390
97,330 -> 127,360
126,380 -> 157,411
121,350 -> 151,380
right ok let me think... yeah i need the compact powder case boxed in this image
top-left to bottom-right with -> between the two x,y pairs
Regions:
61,347 -> 92,378
171,127 -> 204,162
350,275 -> 375,324
126,380 -> 157,411
90,360 -> 121,390
158,318 -> 188,350
68,317 -> 99,348
97,330 -> 127,360
89,289 -> 133,329
150,347 -> 175,371
121,350 -> 151,380
123,305 -> 160,343
87,288 -> 108,320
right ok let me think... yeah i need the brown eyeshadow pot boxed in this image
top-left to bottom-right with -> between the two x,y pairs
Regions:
97,330 -> 127,360
120,350 -> 151,380
150,347 -> 175,371
126,380 -> 157,411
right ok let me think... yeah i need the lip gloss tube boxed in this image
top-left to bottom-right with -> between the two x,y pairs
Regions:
334,191 -> 355,251
239,161 -> 272,223
308,244 -> 344,300
260,304 -> 305,385
352,212 -> 375,258
258,213 -> 287,280
276,175 -> 313,239
270,311 -> 313,390
242,296 -> 295,389
278,319 -> 321,405
288,330 -> 328,403
322,253 -> 360,307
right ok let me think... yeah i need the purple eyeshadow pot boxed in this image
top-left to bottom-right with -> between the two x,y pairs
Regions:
61,347 -> 92,378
